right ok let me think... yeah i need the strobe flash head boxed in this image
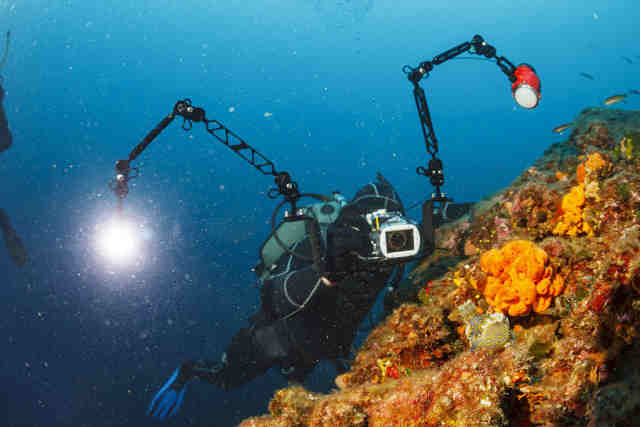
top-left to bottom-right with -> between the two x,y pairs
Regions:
512,63 -> 541,109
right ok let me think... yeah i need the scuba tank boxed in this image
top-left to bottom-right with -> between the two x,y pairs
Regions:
254,192 -> 346,281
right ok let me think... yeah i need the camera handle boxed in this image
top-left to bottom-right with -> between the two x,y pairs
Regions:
420,194 -> 453,255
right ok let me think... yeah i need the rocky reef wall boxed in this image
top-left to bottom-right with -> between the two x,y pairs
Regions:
238,107 -> 640,427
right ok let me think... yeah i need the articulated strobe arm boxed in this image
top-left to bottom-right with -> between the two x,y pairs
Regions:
404,34 -> 520,199
110,99 -> 302,212
109,99 -> 326,272
403,34 -> 541,249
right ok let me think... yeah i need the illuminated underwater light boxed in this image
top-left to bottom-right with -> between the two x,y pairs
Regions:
95,218 -> 140,265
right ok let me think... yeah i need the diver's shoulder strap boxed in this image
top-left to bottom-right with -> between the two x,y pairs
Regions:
256,195 -> 346,281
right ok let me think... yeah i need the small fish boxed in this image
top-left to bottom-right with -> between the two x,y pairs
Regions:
593,12 -> 598,20
552,123 -> 572,134
629,89 -> 640,95
579,72 -> 594,80
263,112 -> 272,117
621,56 -> 633,64
604,94 -> 627,105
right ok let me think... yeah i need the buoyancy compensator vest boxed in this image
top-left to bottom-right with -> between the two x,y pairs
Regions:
254,192 -> 347,281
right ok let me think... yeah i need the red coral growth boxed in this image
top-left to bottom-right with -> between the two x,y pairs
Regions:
386,365 -> 400,379
589,285 -> 612,314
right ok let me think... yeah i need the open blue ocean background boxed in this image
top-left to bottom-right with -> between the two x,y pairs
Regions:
0,0 -> 637,425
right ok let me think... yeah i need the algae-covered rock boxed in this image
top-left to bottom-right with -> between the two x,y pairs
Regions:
237,109 -> 640,427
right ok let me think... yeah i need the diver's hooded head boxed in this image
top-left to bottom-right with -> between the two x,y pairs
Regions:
336,173 -> 404,227
324,173 -> 405,278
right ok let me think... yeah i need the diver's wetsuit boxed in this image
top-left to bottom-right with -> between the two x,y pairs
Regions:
0,208 -> 28,267
0,38 -> 24,267
176,176 -> 405,390
0,82 -> 11,153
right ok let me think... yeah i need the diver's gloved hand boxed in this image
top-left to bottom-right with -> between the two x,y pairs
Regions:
203,352 -> 264,391
147,365 -> 192,419
210,361 -> 239,391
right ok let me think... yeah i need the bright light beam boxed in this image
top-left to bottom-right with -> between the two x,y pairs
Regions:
95,218 -> 140,265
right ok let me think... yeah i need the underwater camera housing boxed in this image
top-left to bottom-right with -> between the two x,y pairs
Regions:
325,209 -> 422,280
365,210 -> 422,262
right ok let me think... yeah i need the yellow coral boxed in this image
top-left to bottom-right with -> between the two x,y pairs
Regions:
553,184 -> 592,236
576,152 -> 608,184
376,358 -> 392,380
453,270 -> 465,287
554,152 -> 609,237
479,240 -> 564,316
620,137 -> 633,160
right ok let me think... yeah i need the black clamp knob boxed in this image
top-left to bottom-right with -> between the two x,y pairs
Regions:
175,100 -> 206,122
417,158 -> 444,188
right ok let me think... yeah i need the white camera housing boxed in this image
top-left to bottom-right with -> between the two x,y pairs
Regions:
378,220 -> 421,259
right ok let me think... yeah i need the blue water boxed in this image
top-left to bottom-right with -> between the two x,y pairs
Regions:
1,0 -> 638,425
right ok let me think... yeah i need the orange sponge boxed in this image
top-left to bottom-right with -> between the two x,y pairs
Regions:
554,152 -> 609,237
479,240 -> 564,316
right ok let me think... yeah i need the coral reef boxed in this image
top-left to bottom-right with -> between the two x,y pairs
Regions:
238,108 -> 640,426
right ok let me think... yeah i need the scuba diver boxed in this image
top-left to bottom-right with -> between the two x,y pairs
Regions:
0,30 -> 26,268
0,208 -> 28,268
106,99 -> 447,419
147,173 -> 472,419
132,33 -> 537,420
0,30 -> 11,153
